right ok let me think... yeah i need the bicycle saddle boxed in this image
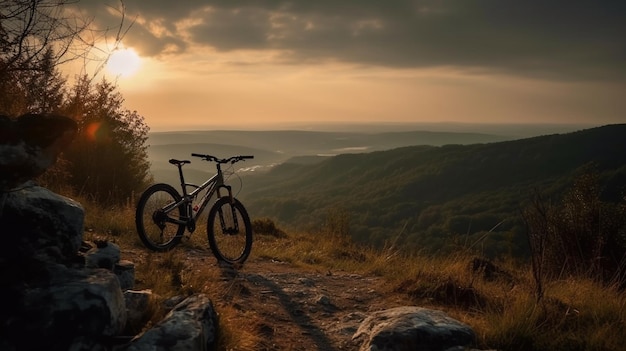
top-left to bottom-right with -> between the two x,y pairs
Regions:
169,159 -> 191,165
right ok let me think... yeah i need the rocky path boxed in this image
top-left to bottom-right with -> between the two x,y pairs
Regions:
182,249 -> 412,350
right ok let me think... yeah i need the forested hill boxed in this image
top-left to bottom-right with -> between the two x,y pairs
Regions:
241,124 -> 626,257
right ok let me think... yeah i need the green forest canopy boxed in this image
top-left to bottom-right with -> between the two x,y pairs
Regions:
241,124 -> 626,258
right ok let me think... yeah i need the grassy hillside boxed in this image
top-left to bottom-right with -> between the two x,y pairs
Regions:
240,124 -> 626,257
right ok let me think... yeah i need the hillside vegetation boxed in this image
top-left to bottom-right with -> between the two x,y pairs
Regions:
241,124 -> 626,258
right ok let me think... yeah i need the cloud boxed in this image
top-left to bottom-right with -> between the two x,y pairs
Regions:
86,0 -> 625,81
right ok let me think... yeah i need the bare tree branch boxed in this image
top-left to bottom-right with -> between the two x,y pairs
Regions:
0,0 -> 130,79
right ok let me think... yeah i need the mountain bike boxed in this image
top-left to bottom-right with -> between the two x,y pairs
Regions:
135,153 -> 254,264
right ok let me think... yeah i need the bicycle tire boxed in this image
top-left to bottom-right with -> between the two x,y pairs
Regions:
207,197 -> 253,264
135,183 -> 186,251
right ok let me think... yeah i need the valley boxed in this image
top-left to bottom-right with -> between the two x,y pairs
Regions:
145,123 -> 625,258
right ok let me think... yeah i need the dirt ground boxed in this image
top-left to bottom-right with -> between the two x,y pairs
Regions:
128,247 -> 412,351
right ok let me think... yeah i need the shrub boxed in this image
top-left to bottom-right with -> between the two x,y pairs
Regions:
252,218 -> 287,238
523,167 -> 626,298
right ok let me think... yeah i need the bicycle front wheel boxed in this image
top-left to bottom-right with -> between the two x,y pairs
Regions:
207,197 -> 253,264
135,183 -> 186,251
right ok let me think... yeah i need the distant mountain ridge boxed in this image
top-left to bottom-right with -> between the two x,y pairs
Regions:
239,124 -> 626,257
147,129 -> 514,185
148,129 -> 512,150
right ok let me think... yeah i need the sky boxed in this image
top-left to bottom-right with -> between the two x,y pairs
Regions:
67,1 -> 626,131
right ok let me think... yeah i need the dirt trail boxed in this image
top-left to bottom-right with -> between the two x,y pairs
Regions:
172,249 -> 411,350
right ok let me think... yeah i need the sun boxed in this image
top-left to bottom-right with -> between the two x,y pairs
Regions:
106,48 -> 142,77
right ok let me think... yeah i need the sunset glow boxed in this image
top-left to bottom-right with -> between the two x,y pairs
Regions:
70,1 -> 625,131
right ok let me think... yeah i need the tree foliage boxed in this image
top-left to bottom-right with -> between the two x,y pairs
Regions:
1,1 -> 151,204
64,76 -> 151,204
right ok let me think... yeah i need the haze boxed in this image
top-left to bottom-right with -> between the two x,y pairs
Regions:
68,1 -> 625,131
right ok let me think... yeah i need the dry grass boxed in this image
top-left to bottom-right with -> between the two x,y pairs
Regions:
253,222 -> 626,351
77,196 -> 626,351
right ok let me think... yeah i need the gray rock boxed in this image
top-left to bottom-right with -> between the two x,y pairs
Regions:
85,241 -> 121,270
163,294 -> 187,310
3,266 -> 127,350
50,268 -> 127,336
315,294 -> 333,306
115,260 -> 136,290
124,294 -> 218,351
352,306 -> 476,351
0,185 -> 83,263
124,289 -> 153,331
0,184 -> 135,351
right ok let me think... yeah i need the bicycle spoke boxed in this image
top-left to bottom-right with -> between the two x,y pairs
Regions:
136,184 -> 186,251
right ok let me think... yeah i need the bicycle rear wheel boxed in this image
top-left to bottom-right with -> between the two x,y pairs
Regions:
207,197 -> 252,264
135,183 -> 186,251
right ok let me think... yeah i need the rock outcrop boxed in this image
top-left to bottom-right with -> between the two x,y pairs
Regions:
0,115 -> 218,350
0,185 -> 128,350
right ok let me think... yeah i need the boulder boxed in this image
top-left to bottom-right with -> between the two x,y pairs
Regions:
124,294 -> 218,351
0,184 -> 129,351
115,260 -> 136,290
124,289 -> 153,332
2,265 -> 126,350
0,184 -> 83,264
85,241 -> 121,270
352,306 -> 475,351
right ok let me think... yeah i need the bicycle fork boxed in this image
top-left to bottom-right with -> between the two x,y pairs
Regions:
217,184 -> 240,235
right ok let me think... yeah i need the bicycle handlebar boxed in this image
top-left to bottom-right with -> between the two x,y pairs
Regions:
191,153 -> 254,164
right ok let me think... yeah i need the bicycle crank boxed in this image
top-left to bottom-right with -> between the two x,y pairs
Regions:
187,218 -> 196,233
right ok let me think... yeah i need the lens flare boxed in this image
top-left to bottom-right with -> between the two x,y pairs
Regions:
85,122 -> 103,141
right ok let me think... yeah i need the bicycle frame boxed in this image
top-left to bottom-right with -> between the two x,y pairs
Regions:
162,161 -> 233,232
